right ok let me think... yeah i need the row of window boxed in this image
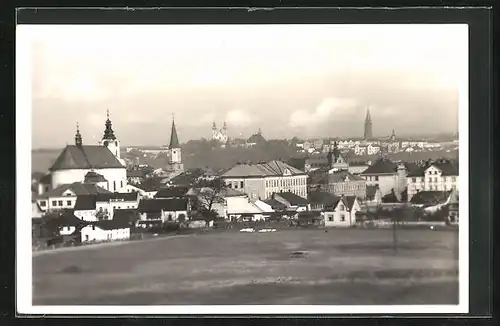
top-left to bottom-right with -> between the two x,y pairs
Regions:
265,189 -> 307,199
265,178 -> 306,188
410,176 -> 457,183
39,200 -> 72,207
366,176 -> 379,181
326,214 -> 346,222
331,183 -> 364,192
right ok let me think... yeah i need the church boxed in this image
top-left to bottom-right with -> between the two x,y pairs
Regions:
37,111 -> 128,194
165,116 -> 184,173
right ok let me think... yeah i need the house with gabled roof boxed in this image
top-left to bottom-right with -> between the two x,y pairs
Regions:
359,158 -> 409,199
81,218 -> 131,243
38,113 -> 127,195
406,159 -> 459,201
271,191 -> 310,212
221,160 -> 308,201
138,198 -> 189,223
35,182 -> 112,213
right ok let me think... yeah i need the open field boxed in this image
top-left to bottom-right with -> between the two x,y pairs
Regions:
33,228 -> 459,305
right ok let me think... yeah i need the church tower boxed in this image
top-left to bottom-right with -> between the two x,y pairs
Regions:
75,122 -> 83,147
364,108 -> 373,140
168,115 -> 184,172
212,121 -> 218,140
99,109 -> 121,160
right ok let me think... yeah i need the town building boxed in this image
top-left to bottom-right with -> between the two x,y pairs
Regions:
80,219 -> 131,242
165,116 -> 184,173
326,170 -> 367,199
359,158 -> 408,198
212,188 -> 267,221
406,159 -> 459,201
365,185 -> 383,205
309,191 -> 361,227
137,198 -> 189,222
265,191 -> 310,212
72,192 -> 140,221
221,160 -> 308,200
35,182 -> 112,214
38,114 -> 127,194
212,121 -> 229,146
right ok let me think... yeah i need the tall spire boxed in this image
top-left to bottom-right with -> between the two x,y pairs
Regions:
102,109 -> 116,140
364,107 -> 373,140
169,114 -> 180,148
365,107 -> 372,122
75,122 -> 83,147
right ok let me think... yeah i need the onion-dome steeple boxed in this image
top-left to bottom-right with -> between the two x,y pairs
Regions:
102,109 -> 116,140
75,122 -> 83,147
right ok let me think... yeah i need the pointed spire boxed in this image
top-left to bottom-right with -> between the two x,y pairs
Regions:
169,114 -> 180,148
75,122 -> 83,147
365,108 -> 372,122
102,109 -> 116,140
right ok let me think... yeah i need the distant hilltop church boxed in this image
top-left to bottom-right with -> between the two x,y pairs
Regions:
37,110 -> 128,195
212,121 -> 229,146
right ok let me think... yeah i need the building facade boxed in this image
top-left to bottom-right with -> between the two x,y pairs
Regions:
406,159 -> 459,201
326,170 -> 367,199
212,122 -> 229,145
221,160 -> 308,200
359,158 -> 408,198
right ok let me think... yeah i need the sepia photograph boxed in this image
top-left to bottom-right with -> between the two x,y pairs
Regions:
17,20 -> 469,314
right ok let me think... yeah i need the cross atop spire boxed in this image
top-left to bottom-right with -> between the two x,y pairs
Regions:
169,115 -> 180,148
106,109 -> 110,120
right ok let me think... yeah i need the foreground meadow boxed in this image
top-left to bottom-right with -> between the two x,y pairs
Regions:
33,228 -> 459,305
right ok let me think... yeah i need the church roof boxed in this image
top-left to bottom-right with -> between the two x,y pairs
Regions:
169,119 -> 180,148
49,145 -> 124,171
84,171 -> 108,183
247,133 -> 266,144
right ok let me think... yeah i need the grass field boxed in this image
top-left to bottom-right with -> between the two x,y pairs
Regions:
33,228 -> 459,306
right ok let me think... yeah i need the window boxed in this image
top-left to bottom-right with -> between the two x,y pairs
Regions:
44,186 -> 49,192
227,183 -> 232,188
340,215 -> 345,222
339,205 -> 345,211
428,178 -> 432,183
240,181 -> 244,188
92,225 -> 95,230
66,200 -> 71,206
434,177 -> 438,182
58,200 -> 63,206
374,176 -> 379,181
40,201 -> 46,207
412,178 -> 416,183
328,215 -> 333,222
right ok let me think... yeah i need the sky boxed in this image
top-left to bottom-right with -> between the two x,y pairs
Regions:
24,24 -> 467,148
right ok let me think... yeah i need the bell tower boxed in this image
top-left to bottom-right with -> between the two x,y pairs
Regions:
167,114 -> 184,172
99,109 -> 121,160
364,108 -> 373,140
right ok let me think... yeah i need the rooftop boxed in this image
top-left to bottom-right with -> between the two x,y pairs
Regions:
50,145 -> 124,171
222,160 -> 305,178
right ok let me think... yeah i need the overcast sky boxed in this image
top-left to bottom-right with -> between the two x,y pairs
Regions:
26,24 -> 467,148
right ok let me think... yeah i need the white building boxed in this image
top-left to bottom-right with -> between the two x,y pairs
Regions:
212,121 -> 229,145
35,182 -> 112,213
406,159 -> 459,201
323,196 -> 361,228
81,220 -> 131,242
137,198 -> 189,222
359,158 -> 408,198
72,192 -> 140,221
38,115 -> 127,194
221,160 -> 308,200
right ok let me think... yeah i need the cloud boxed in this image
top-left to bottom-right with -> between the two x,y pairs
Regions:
225,109 -> 254,127
288,98 -> 358,129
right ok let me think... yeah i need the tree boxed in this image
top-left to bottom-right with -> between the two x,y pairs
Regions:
192,177 -> 226,227
382,188 -> 399,203
400,187 -> 408,202
96,208 -> 109,221
39,211 -> 61,238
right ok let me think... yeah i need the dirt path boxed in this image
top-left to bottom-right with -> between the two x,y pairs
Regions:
32,234 -> 193,257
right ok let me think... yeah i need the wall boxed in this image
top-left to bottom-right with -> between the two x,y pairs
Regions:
348,165 -> 368,175
74,209 -> 97,221
37,195 -> 77,212
328,181 -> 366,199
363,174 -> 398,197
224,175 -> 308,201
59,226 -> 76,235
81,225 -> 130,242
51,167 -> 127,192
